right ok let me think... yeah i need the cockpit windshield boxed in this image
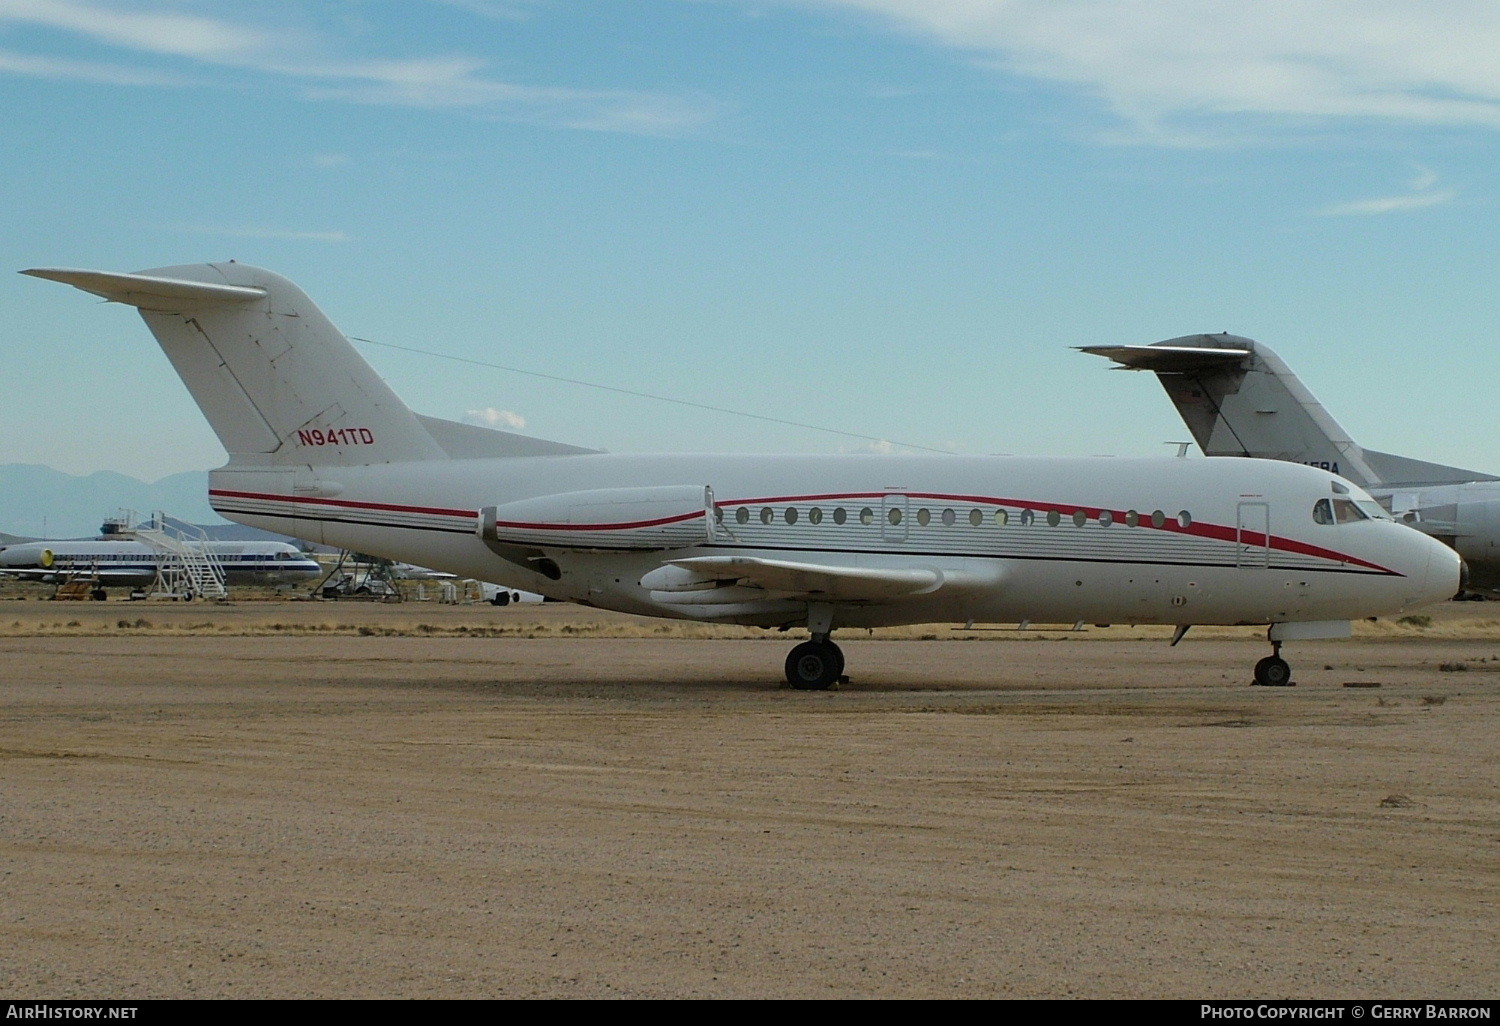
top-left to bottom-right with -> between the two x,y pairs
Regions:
1313,496 -> 1390,525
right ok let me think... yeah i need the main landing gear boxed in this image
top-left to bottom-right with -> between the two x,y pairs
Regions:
785,604 -> 846,690
785,636 -> 845,690
1252,641 -> 1293,687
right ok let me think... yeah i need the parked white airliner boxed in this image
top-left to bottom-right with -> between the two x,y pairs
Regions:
0,537 -> 321,589
24,264 -> 1462,687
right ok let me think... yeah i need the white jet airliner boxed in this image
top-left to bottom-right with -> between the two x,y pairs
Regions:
24,264 -> 1462,688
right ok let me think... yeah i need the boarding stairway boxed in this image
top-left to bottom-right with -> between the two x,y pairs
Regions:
132,513 -> 228,601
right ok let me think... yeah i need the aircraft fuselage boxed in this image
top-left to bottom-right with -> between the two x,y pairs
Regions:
210,452 -> 1456,630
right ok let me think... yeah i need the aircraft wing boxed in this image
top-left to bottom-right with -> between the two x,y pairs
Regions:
1078,344 -> 1250,372
0,569 -> 51,582
0,568 -> 141,582
641,556 -> 1002,606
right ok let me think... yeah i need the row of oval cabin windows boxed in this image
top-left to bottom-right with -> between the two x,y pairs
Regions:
718,506 -> 1193,529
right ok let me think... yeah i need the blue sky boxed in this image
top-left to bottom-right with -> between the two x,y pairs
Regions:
3,0 -> 1498,482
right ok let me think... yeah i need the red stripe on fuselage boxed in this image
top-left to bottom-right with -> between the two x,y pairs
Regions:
210,488 -> 476,519
210,488 -> 703,532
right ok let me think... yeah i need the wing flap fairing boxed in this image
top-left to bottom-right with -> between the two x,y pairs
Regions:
643,556 -> 1003,605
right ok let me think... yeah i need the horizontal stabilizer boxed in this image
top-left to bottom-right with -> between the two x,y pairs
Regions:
1077,344 -> 1250,373
1363,448 -> 1499,487
22,268 -> 265,311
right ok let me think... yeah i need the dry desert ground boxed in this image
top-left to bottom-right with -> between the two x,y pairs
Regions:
1,595 -> 1496,998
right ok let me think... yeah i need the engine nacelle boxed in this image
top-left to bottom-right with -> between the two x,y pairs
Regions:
479,485 -> 715,550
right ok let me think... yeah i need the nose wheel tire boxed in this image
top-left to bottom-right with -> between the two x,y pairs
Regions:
785,641 -> 844,690
1253,655 -> 1293,687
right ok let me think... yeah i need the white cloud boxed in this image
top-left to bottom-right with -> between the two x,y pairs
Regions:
299,58 -> 713,133
465,407 -> 526,430
0,0 -> 713,136
0,0 -> 270,60
174,224 -> 350,243
836,438 -> 896,455
1318,190 -> 1456,217
427,0 -> 542,22
1317,164 -> 1457,216
801,1 -> 1500,141
0,47 -> 185,86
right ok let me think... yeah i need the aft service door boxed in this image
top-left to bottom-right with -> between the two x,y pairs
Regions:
881,493 -> 909,543
1236,502 -> 1271,569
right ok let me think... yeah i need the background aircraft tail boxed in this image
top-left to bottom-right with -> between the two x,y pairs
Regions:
24,263 -> 592,467
1080,333 -> 1494,489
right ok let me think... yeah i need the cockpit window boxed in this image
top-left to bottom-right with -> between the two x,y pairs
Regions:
1334,499 -> 1368,523
1315,498 -> 1372,525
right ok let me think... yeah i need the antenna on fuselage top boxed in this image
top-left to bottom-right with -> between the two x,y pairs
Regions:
1168,441 -> 1192,459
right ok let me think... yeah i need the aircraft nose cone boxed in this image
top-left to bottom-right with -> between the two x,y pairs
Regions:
1424,541 -> 1465,605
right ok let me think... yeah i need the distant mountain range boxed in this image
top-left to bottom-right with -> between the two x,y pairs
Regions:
0,464 -> 293,544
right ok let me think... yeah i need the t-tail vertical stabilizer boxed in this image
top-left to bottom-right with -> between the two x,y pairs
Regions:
1079,333 -> 1495,489
24,263 -> 449,467
22,263 -> 594,469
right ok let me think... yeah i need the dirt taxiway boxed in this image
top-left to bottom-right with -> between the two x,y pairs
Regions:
1,598 -> 1496,998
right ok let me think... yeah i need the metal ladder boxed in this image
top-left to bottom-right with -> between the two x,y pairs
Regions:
133,512 -> 228,601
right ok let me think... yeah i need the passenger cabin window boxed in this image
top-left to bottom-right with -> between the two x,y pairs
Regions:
736,507 -> 749,525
